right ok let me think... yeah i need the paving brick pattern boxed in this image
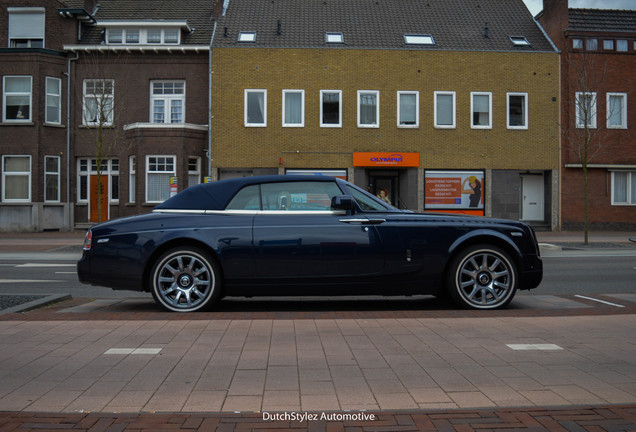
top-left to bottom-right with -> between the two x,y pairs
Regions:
1,406 -> 635,431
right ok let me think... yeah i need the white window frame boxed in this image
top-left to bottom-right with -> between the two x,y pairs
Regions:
611,171 -> 636,206
606,93 -> 627,129
471,92 -> 492,129
106,28 -> 180,45
150,80 -> 185,124
507,92 -> 528,130
45,77 -> 62,125
146,155 -> 176,203
434,91 -> 456,129
129,156 -> 136,203
83,79 -> 114,126
282,90 -> 305,127
238,32 -> 256,42
397,91 -> 419,128
1,155 -> 31,203
44,156 -> 60,203
244,89 -> 267,127
575,92 -> 597,129
358,90 -> 380,128
2,76 -> 32,123
404,34 -> 435,45
325,33 -> 344,44
188,156 -> 201,187
320,90 -> 342,128
8,7 -> 45,48
76,158 -> 119,204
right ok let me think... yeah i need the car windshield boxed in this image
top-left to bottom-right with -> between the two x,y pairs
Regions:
346,183 -> 397,211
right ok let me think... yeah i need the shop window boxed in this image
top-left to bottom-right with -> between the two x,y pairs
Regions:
3,76 -> 32,122
320,90 -> 341,127
2,156 -> 31,202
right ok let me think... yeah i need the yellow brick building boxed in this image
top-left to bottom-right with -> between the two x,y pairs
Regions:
210,0 -> 560,228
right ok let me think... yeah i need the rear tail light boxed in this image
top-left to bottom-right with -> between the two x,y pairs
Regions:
83,230 -> 92,251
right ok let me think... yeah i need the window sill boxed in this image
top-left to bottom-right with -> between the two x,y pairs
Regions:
44,122 -> 65,128
78,124 -> 116,129
0,121 -> 34,126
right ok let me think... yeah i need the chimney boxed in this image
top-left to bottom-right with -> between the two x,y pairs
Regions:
84,0 -> 97,14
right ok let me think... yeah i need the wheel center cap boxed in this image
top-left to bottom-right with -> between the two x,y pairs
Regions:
478,273 -> 491,285
179,275 -> 192,287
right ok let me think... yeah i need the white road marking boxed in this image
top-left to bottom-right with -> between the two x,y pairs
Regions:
507,344 -> 563,351
574,295 -> 625,308
55,272 -> 77,274
104,348 -> 162,355
0,279 -> 63,283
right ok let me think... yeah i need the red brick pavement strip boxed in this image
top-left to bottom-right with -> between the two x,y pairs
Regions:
0,406 -> 635,431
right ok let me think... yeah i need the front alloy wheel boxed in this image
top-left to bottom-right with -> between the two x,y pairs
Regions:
448,245 -> 518,310
150,247 -> 219,312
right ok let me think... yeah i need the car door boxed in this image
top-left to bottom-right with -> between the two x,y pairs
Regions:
252,180 -> 385,278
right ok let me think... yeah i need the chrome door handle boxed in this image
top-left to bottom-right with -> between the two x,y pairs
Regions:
339,218 -> 385,224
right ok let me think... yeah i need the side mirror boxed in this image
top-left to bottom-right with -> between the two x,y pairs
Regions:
331,195 -> 355,211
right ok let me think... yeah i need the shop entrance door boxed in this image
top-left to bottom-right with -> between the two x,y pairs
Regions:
369,173 -> 398,207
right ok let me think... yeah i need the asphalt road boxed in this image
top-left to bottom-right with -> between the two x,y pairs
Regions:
0,248 -> 634,301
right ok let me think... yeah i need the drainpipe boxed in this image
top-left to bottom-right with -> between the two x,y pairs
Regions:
208,21 -> 217,181
66,51 -> 79,231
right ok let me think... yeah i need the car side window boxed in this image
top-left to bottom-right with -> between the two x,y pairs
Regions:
261,181 -> 343,211
226,185 -> 261,210
348,185 -> 392,211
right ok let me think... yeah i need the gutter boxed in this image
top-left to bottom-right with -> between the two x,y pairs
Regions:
208,21 -> 217,180
66,52 -> 80,231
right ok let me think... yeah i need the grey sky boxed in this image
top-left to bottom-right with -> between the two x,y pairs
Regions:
523,0 -> 636,16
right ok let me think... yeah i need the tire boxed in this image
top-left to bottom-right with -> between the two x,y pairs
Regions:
150,247 -> 220,312
446,244 -> 518,310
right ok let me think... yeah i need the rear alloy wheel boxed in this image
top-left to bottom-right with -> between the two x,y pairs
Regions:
447,244 -> 518,310
150,247 -> 219,312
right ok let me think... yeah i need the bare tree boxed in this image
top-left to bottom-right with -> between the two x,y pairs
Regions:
566,50 -> 616,244
76,51 -> 131,223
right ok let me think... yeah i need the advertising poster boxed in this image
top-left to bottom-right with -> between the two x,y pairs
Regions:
425,170 -> 485,215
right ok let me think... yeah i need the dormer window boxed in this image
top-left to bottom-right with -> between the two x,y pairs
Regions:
510,36 -> 530,46
238,32 -> 256,42
105,27 -> 181,45
325,33 -> 344,44
404,34 -> 435,46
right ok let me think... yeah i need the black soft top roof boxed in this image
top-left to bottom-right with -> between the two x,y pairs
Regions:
154,175 -> 340,211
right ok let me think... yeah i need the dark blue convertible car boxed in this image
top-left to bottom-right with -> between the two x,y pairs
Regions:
78,175 -> 542,312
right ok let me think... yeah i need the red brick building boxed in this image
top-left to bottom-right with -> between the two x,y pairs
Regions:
538,0 -> 636,230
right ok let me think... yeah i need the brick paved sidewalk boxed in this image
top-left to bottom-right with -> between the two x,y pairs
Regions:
1,405 -> 635,431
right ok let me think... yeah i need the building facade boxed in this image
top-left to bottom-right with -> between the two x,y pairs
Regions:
1,0 -> 561,231
538,0 -> 636,230
210,0 -> 560,228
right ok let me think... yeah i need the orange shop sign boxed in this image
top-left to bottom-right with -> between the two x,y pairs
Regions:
353,152 -> 419,167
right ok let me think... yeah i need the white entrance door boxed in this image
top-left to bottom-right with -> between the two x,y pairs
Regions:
521,174 -> 544,221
